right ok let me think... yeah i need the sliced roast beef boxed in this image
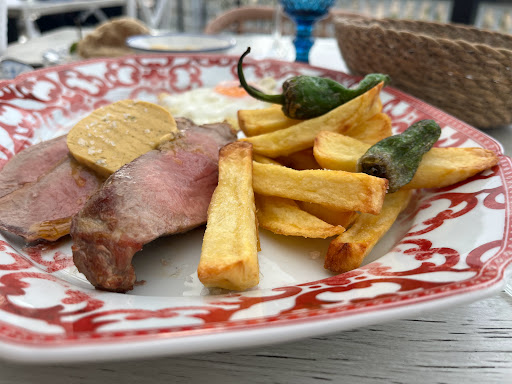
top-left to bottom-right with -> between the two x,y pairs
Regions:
71,118 -> 236,292
0,156 -> 104,242
0,135 -> 69,198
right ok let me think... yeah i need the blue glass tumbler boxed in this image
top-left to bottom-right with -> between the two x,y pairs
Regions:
280,0 -> 335,63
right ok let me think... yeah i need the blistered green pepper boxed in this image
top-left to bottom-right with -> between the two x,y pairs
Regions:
357,120 -> 442,193
237,47 -> 390,120
69,42 -> 78,54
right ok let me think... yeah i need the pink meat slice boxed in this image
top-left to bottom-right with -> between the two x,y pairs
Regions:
0,156 -> 104,242
0,135 -> 69,198
71,118 -> 236,292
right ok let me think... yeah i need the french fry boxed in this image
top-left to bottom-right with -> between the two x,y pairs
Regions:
255,194 -> 346,238
253,153 -> 282,165
240,83 -> 383,157
345,111 -> 392,144
405,147 -> 499,189
238,105 -> 301,136
197,142 -> 259,291
314,131 -> 367,172
276,148 -> 322,170
313,131 -> 499,189
252,162 -> 388,214
296,201 -> 359,228
324,189 -> 412,274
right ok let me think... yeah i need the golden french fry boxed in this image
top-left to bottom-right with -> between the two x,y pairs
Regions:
345,111 -> 392,144
324,189 -> 412,274
252,162 -> 388,214
240,83 -> 383,157
313,131 -> 499,189
238,105 -> 301,136
252,153 -> 282,165
296,201 -> 359,228
276,148 -> 322,170
198,142 -> 259,291
255,194 -> 345,238
405,147 -> 499,189
314,131 -> 367,172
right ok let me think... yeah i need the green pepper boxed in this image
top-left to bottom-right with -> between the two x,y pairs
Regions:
357,120 -> 441,193
69,42 -> 78,54
237,47 -> 390,120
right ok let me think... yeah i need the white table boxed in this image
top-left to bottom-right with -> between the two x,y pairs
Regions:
7,0 -> 128,40
2,28 -> 512,383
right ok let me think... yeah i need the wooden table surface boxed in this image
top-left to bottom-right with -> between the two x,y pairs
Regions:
2,28 -> 512,383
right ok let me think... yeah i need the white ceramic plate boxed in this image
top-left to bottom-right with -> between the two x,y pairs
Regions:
126,33 -> 236,54
0,54 -> 511,363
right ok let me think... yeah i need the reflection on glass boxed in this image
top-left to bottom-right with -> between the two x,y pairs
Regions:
267,1 -> 288,59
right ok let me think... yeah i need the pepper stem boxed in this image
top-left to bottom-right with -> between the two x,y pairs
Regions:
237,47 -> 285,105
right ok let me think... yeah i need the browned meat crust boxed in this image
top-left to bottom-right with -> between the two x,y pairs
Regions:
71,118 -> 236,292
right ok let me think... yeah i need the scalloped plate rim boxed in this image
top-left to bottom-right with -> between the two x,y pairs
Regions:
0,53 -> 511,363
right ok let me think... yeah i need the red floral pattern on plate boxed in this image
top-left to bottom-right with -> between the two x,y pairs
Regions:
0,55 -> 510,361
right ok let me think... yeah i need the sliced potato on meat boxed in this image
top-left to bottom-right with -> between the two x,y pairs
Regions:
67,100 -> 178,177
198,142 -> 259,291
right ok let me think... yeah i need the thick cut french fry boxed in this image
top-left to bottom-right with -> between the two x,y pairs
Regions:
324,189 -> 412,273
253,153 -> 282,165
238,105 -> 300,136
240,83 -> 383,157
276,148 -> 322,170
255,194 -> 346,238
252,162 -> 388,214
405,147 -> 499,189
313,131 -> 499,189
198,142 -> 259,291
345,111 -> 392,144
314,131 -> 367,172
296,201 -> 359,228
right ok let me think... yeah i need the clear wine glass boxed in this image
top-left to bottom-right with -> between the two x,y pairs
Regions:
279,0 -> 335,63
267,1 -> 288,59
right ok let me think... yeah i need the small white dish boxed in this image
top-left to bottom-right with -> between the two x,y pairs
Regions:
126,33 -> 236,54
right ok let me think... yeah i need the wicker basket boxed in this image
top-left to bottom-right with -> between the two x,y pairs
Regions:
334,16 -> 512,128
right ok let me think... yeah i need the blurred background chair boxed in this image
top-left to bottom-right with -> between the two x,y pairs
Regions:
7,0 -> 512,45
204,5 -> 364,37
204,6 -> 294,36
125,0 -> 173,29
